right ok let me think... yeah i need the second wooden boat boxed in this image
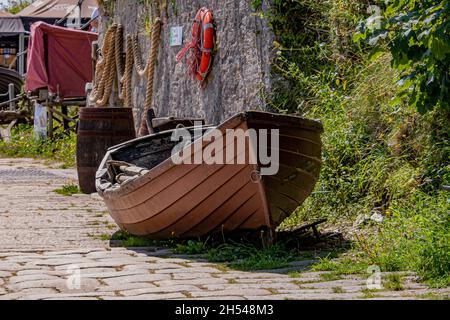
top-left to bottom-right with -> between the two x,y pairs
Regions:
96,111 -> 324,239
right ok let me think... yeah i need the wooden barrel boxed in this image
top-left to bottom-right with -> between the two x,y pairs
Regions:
77,107 -> 136,194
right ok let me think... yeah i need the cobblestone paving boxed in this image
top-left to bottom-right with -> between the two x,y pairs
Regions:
0,158 -> 449,300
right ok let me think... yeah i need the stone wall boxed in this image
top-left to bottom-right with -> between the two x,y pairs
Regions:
99,0 -> 274,126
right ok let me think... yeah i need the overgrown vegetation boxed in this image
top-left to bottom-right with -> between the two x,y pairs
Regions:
0,124 -> 76,168
360,191 -> 450,288
253,0 -> 449,286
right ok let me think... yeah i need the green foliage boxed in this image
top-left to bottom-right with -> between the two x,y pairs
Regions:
0,124 -> 76,169
310,256 -> 368,275
110,231 -> 156,247
358,191 -> 450,288
282,54 -> 421,224
207,243 -> 295,271
355,0 -> 450,113
250,0 -> 262,10
270,1 -> 449,287
54,184 -> 80,197
174,240 -> 207,255
2,0 -> 30,14
266,0 -> 367,113
383,274 -> 405,291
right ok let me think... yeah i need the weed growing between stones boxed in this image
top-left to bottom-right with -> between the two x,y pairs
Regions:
53,184 -> 81,197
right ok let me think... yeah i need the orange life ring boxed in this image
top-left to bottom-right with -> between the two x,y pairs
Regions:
176,8 -> 215,82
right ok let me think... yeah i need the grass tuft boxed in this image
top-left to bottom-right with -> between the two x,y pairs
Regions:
54,184 -> 80,196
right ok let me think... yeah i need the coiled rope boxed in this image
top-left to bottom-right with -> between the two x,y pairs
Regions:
90,18 -> 161,129
91,24 -> 117,106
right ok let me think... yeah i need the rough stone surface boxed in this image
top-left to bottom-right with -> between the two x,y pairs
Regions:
99,0 -> 274,127
0,158 -> 448,300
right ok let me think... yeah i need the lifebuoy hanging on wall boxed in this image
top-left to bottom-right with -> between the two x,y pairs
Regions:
176,7 -> 215,82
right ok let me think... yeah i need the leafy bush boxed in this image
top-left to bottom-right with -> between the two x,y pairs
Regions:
355,0 -> 450,113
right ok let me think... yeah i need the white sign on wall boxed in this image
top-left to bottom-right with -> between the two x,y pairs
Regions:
170,26 -> 183,46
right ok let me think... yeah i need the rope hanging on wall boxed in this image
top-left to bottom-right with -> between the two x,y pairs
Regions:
139,18 -> 162,136
90,0 -> 163,135
91,20 -> 161,117
91,24 -> 118,107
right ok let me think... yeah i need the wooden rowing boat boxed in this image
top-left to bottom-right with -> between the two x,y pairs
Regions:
96,111 -> 323,240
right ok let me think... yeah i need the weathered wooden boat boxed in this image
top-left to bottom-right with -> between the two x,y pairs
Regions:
96,111 -> 324,240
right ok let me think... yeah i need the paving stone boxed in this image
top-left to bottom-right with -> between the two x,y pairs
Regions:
44,297 -> 99,300
119,264 -> 158,271
301,279 -> 365,289
154,278 -> 229,287
244,293 -> 362,300
232,278 -> 304,284
120,285 -> 202,297
102,274 -> 170,286
158,258 -> 196,264
374,289 -> 432,298
9,274 -> 61,284
102,293 -> 185,300
7,278 -> 100,293
218,272 -> 290,280
145,263 -> 188,271
0,293 -> 23,300
203,283 -> 301,291
16,288 -> 58,295
95,282 -> 157,293
91,257 -> 157,264
81,269 -> 155,280
188,296 -> 246,301
20,292 -> 115,300
191,289 -> 271,298
34,258 -> 97,267
0,263 -> 28,272
172,273 -> 218,280
54,262 -> 128,271
155,267 -> 220,274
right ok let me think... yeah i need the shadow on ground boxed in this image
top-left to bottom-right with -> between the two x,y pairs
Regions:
108,227 -> 352,275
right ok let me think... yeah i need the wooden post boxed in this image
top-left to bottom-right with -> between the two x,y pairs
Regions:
8,83 -> 15,111
18,33 -> 25,76
47,103 -> 54,139
62,105 -> 69,131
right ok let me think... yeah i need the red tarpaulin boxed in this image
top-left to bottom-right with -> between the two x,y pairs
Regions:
25,22 -> 97,98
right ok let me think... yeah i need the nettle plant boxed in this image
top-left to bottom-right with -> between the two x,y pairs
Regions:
355,0 -> 450,114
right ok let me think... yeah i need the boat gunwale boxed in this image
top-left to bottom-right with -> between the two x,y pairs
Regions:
96,111 -> 323,200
